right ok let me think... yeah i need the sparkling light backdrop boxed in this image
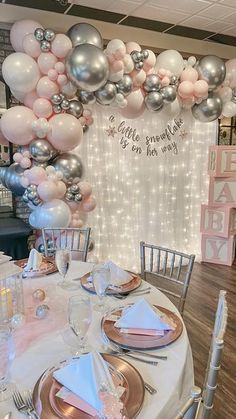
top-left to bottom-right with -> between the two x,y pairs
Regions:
78,107 -> 217,271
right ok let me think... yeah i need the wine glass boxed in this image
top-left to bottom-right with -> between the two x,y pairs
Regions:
0,325 -> 14,401
92,265 -> 111,312
55,248 -> 77,290
68,296 -> 92,355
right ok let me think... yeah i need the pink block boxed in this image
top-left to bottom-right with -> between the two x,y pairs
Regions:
208,177 -> 236,206
200,204 -> 236,238
201,234 -> 235,266
208,145 -> 236,178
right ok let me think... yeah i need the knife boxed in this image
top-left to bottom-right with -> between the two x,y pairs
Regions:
3,413 -> 12,419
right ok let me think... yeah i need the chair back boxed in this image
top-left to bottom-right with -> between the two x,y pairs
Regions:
41,227 -> 91,262
140,241 -> 195,315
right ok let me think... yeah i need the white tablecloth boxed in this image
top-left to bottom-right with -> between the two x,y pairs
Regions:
0,261 -> 194,419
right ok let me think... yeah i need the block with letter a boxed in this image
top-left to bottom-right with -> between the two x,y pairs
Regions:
209,177 -> 236,206
200,204 -> 236,238
201,234 -> 235,266
208,145 -> 236,178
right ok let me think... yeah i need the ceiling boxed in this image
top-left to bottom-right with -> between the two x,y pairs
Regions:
3,0 -> 236,47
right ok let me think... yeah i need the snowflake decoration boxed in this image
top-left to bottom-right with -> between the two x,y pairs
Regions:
106,126 -> 117,138
179,129 -> 188,140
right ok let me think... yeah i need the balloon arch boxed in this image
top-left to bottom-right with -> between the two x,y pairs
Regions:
0,19 -> 236,247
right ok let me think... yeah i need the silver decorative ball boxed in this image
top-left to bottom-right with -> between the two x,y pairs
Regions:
70,184 -> 80,194
142,49 -> 149,59
77,90 -> 95,105
67,100 -> 84,118
61,99 -> 70,110
44,28 -> 56,42
36,304 -> 50,319
74,193 -> 82,202
11,313 -> 25,329
135,61 -> 144,70
52,104 -> 62,114
51,94 -> 62,105
40,40 -> 51,52
33,289 -> 46,302
34,28 -> 44,41
65,192 -> 74,201
170,75 -> 178,85
131,51 -> 142,63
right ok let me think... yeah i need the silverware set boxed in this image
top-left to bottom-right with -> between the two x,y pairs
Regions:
113,287 -> 151,299
12,390 -> 39,418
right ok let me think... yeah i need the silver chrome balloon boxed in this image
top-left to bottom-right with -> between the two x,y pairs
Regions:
40,40 -> 51,52
67,100 -> 83,118
116,75 -> 133,96
44,28 -> 55,42
70,184 -> 80,194
34,28 -> 44,41
52,153 -> 84,184
0,167 -> 7,187
67,22 -> 103,49
77,90 -> 95,105
4,163 -> 25,196
145,91 -> 163,111
65,192 -> 74,201
66,44 -> 109,92
61,99 -> 70,110
196,55 -> 226,91
135,61 -> 144,70
131,51 -> 142,63
142,49 -> 149,59
36,304 -> 50,319
161,85 -> 177,103
52,104 -> 62,114
170,75 -> 178,85
51,94 -> 62,105
74,193 -> 82,202
144,74 -> 161,92
192,93 -> 223,122
29,139 -> 58,163
95,82 -> 117,105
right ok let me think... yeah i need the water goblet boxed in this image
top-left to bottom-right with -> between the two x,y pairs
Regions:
92,265 -> 111,312
0,325 -> 14,401
55,248 -> 77,290
68,295 -> 92,355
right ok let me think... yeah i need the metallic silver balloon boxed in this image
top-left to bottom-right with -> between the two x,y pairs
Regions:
67,23 -> 103,49
61,99 -> 70,110
36,304 -> 50,319
161,85 -> 177,103
29,139 -> 58,163
44,28 -> 55,42
74,193 -> 82,202
196,55 -> 226,91
40,40 -> 51,52
66,44 -> 109,92
144,74 -> 161,93
135,61 -> 144,70
52,104 -> 61,114
170,75 -> 178,85
145,91 -> 163,111
131,51 -> 142,63
67,100 -> 83,118
192,93 -> 223,122
34,28 -> 44,41
116,75 -> 133,96
70,184 -> 80,194
95,82 -> 117,105
51,94 -> 62,105
77,90 -> 95,105
4,163 -> 25,196
52,153 -> 84,184
65,192 -> 74,201
142,49 -> 149,60
0,167 -> 7,187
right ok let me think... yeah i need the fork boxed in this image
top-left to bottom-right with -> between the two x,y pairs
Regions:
113,290 -> 151,299
25,391 -> 40,419
12,390 -> 33,418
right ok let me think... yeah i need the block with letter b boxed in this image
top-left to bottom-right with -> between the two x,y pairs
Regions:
200,204 -> 236,238
201,234 -> 235,266
208,145 -> 236,178
209,177 -> 236,206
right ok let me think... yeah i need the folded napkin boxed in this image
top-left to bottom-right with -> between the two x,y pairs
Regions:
24,249 -> 43,271
103,260 -> 132,286
115,298 -> 175,332
53,351 -> 116,413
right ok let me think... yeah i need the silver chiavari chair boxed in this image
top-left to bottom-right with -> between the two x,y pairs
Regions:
173,290 -> 228,419
41,227 -> 91,261
140,241 -> 195,315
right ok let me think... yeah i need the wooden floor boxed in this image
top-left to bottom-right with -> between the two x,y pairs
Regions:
147,261 -> 236,419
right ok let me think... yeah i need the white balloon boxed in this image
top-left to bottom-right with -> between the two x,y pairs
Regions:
222,101 -> 236,118
29,199 -> 71,228
109,69 -> 124,82
106,39 -> 125,54
2,53 -> 40,93
218,86 -> 232,103
155,50 -> 184,77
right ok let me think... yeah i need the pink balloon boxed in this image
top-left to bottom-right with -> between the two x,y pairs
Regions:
57,74 -> 67,86
27,166 -> 47,185
2,52 -> 40,93
161,76 -> 170,86
80,196 -> 96,212
48,69 -> 58,81
21,176 -> 30,188
79,182 -> 92,198
120,89 -> 145,119
37,180 -> 59,201
48,114 -> 83,152
69,219 -> 84,228
66,200 -> 80,211
143,50 -> 156,72
55,62 -> 65,74
20,157 -> 31,169
56,181 -> 67,199
225,59 -> 236,89
1,106 -> 36,145
180,67 -> 198,83
130,69 -> 146,88
33,98 -> 53,118
36,76 -> 59,99
61,81 -> 77,98
13,152 -> 22,163
37,52 -> 58,75
10,20 -> 43,52
123,54 -> 134,73
51,34 -> 72,59
193,80 -> 209,98
24,90 -> 39,109
23,33 -> 41,58
112,60 -> 124,72
126,42 -> 141,54
178,81 -> 194,99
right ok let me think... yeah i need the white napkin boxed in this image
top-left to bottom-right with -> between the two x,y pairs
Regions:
24,249 -> 43,271
53,351 -> 116,412
115,298 -> 175,331
103,260 -> 132,286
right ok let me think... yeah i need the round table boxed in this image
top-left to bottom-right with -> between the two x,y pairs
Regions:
0,261 -> 194,419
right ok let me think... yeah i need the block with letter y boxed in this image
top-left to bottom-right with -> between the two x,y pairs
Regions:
201,234 -> 235,266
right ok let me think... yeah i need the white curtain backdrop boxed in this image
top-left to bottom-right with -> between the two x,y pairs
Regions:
77,106 -> 217,271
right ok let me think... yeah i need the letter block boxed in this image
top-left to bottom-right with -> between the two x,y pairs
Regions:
209,177 -> 236,206
200,204 -> 236,238
208,145 -> 236,178
201,234 -> 235,266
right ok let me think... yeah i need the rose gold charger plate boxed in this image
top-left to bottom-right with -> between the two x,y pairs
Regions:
102,305 -> 183,350
15,257 -> 57,277
80,271 -> 142,295
32,354 -> 144,419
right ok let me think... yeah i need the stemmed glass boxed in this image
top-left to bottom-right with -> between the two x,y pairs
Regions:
68,296 -> 92,355
55,248 -> 77,290
92,265 -> 111,312
0,325 -> 14,401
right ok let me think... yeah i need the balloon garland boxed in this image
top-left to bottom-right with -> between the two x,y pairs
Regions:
0,19 -> 236,238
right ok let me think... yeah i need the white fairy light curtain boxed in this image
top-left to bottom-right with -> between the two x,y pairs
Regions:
79,107 -> 217,271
